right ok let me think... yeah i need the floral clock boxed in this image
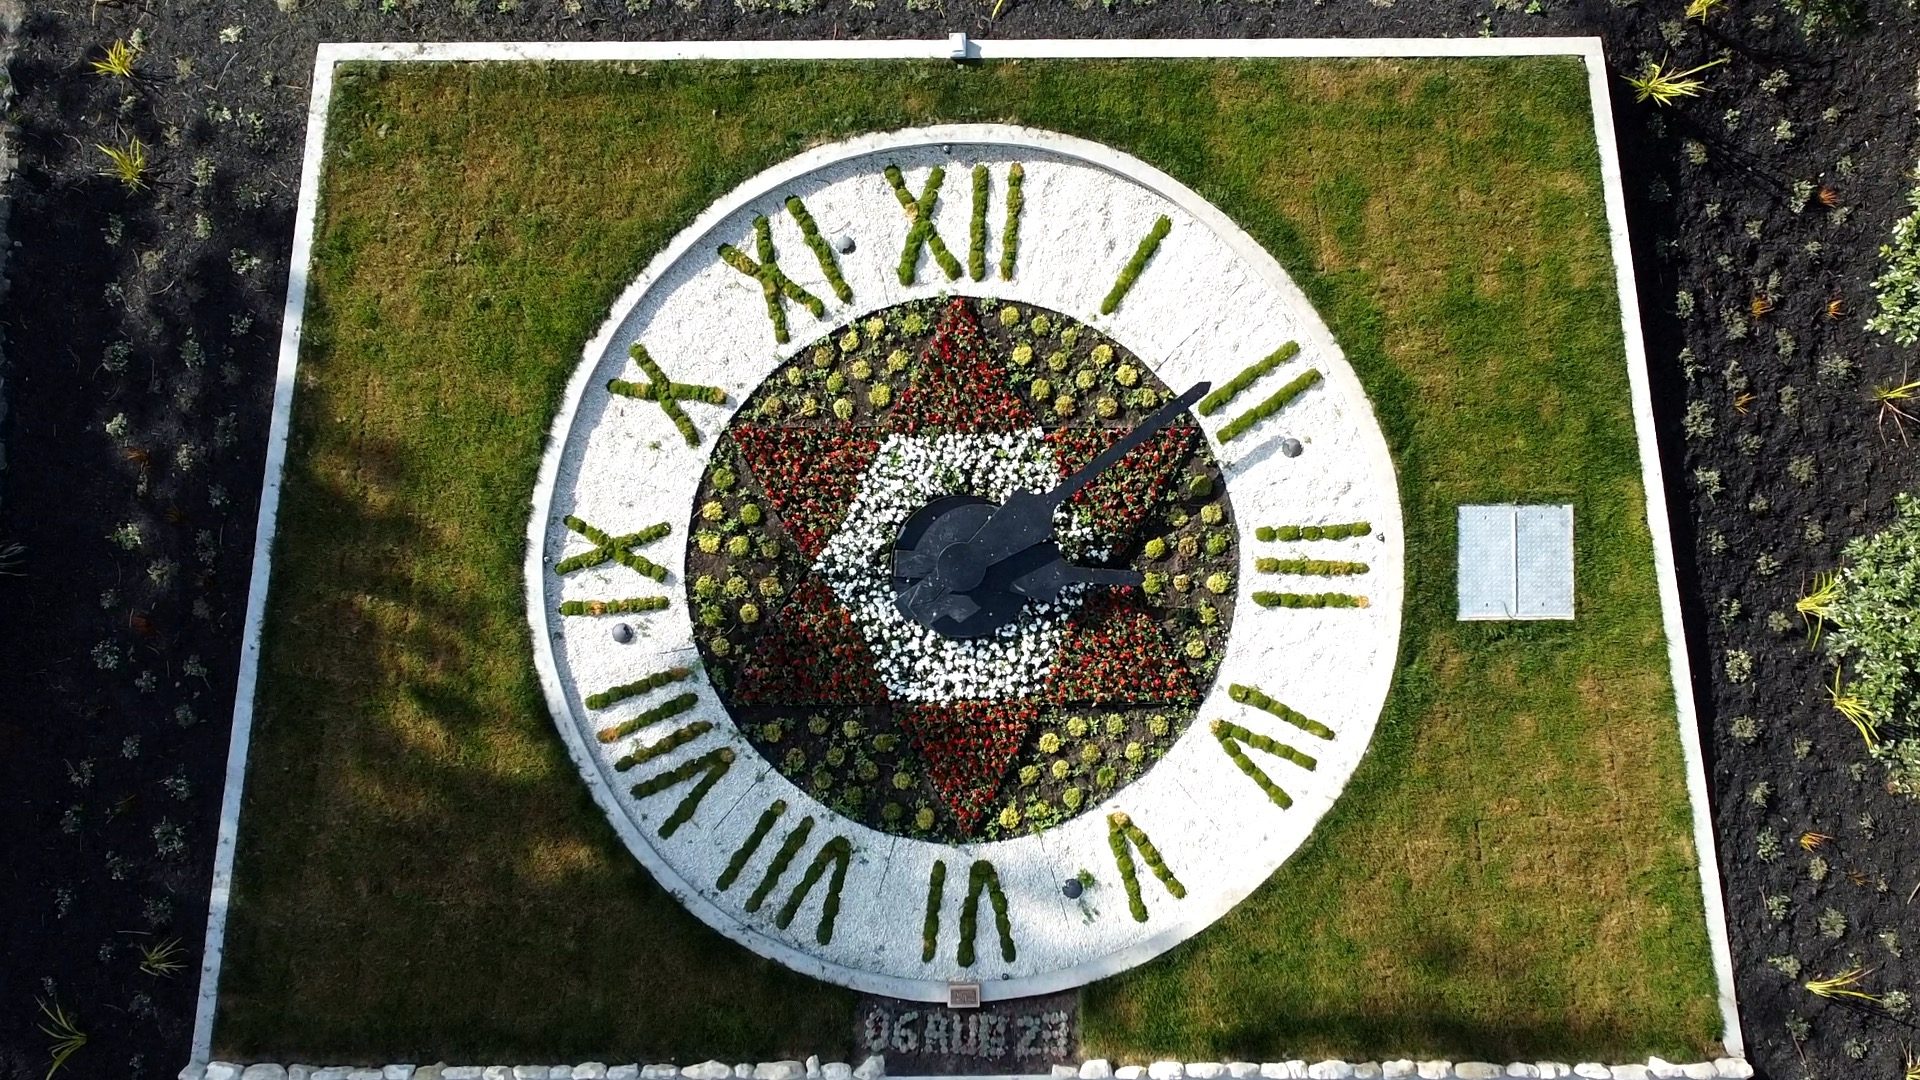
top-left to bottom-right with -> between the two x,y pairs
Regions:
527,126 -> 1405,1000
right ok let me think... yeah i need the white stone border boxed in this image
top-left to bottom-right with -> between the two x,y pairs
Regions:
191,35 -> 1741,1076
182,1054 -> 1758,1080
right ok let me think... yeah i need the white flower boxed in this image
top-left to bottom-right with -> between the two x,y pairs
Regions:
814,429 -> 1104,701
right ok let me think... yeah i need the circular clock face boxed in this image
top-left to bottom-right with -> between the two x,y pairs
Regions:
527,126 -> 1405,1001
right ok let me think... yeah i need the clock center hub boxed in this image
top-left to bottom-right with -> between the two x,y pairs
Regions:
933,540 -> 989,592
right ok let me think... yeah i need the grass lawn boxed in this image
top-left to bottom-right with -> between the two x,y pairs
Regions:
218,57 -> 1720,1064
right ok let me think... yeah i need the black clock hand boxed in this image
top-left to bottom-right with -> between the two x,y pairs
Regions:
956,380 -> 1210,572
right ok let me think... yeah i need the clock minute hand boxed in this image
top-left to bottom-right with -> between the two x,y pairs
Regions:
963,380 -> 1212,569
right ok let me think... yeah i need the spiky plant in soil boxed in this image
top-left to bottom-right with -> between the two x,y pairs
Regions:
1797,570 -> 1841,645
1623,56 -> 1729,105
37,998 -> 86,1078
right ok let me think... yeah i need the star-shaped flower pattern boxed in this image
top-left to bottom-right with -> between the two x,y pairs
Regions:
724,300 -> 1202,834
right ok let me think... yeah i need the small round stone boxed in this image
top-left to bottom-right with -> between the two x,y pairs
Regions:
611,622 -> 634,644
835,234 -> 856,254
1279,437 -> 1303,458
1061,878 -> 1083,899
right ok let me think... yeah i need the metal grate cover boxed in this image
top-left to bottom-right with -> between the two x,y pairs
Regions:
1457,504 -> 1574,620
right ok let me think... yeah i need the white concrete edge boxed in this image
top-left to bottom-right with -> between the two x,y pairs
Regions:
190,33 -> 1746,1072
183,44 -> 340,1074
179,1056 -> 1760,1080
1580,42 -> 1744,1058
316,36 -> 1617,63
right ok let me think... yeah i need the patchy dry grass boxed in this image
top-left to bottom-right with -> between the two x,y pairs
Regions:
219,58 -> 1719,1063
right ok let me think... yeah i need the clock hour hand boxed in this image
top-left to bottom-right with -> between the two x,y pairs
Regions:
1009,559 -> 1145,606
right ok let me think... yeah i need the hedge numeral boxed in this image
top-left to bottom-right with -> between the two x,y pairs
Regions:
1216,368 -> 1322,443
1256,557 -> 1370,577
1211,718 -> 1318,810
957,859 -> 1015,966
920,859 -> 947,963
718,800 -> 788,892
1196,341 -> 1300,417
999,163 -> 1025,281
630,747 -> 734,839
1255,521 -> 1372,542
1108,811 -> 1184,922
613,721 -> 712,772
1252,591 -> 1369,609
1227,684 -> 1336,741
559,596 -> 670,616
610,343 -> 720,447
585,664 -> 691,712
556,516 -> 671,578
1100,215 -> 1171,315
776,835 -> 854,945
747,816 -> 815,914
596,690 -> 698,743
720,215 -> 827,345
784,195 -> 854,304
884,164 -> 963,285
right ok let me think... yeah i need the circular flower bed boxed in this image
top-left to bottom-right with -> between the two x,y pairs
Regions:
686,296 -> 1238,842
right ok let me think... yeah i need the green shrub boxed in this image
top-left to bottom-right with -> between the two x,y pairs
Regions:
969,164 -> 989,281
1196,341 -> 1300,416
1100,215 -> 1172,315
718,217 -> 826,346
1868,179 -> 1920,347
1255,521 -> 1371,542
956,860 -> 1015,966
629,748 -> 734,839
1107,811 -> 1184,922
1827,491 -> 1920,796
884,164 -> 962,284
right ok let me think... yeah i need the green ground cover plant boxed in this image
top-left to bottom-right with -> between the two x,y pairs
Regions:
220,57 -> 1717,1064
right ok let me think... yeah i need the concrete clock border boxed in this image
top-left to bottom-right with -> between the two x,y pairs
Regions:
190,35 -> 1741,1074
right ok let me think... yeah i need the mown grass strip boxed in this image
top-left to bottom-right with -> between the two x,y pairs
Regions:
969,164 -> 989,281
1196,341 -> 1299,416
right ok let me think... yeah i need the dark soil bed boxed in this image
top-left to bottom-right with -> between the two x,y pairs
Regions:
2,2 -> 1918,1079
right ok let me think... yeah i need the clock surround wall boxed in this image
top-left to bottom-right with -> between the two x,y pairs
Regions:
526,126 -> 1407,1001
